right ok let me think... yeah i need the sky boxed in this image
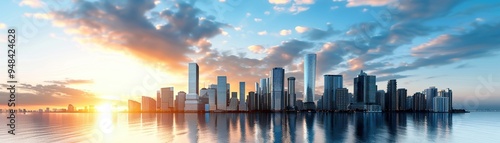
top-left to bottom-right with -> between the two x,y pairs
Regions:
1,0 -> 500,110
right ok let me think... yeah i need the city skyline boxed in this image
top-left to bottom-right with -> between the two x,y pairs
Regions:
1,0 -> 500,110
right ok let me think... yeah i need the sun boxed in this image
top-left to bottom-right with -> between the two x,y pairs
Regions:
96,103 -> 114,113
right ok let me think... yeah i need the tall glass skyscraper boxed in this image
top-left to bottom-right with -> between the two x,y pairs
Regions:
425,86 -> 438,111
287,77 -> 296,110
323,75 -> 343,111
354,70 -> 376,104
270,67 -> 285,111
260,78 -> 269,110
239,82 -> 247,111
304,54 -> 316,109
217,76 -> 227,110
185,63 -> 200,111
386,79 -> 397,111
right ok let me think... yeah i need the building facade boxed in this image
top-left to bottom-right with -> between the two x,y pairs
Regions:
304,54 -> 316,110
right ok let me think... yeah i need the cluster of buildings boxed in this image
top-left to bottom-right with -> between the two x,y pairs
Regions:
128,54 -> 454,113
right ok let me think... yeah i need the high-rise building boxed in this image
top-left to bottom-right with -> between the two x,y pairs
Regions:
335,88 -> 349,111
352,70 -> 379,111
287,77 -> 296,110
185,63 -> 200,112
386,79 -> 397,111
248,91 -> 256,110
161,87 -> 174,111
254,82 -> 260,110
141,96 -> 156,112
397,88 -> 407,111
304,54 -> 316,110
406,96 -> 413,110
323,75 -> 343,111
433,96 -> 449,112
176,91 -> 186,111
270,67 -> 285,111
207,85 -> 217,111
156,91 -> 161,110
67,104 -> 75,112
413,92 -> 426,111
443,88 -> 453,111
425,86 -> 438,111
217,76 -> 228,110
260,78 -> 269,110
128,100 -> 141,112
376,90 -> 386,110
239,82 -> 247,111
227,92 -> 239,111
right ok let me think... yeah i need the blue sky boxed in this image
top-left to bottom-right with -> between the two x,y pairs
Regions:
1,0 -> 500,110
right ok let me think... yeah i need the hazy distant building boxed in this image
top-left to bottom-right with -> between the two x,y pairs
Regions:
67,104 -> 75,112
157,91 -> 161,110
128,100 -> 141,112
335,88 -> 349,111
425,86 -> 438,111
323,75 -> 343,111
270,67 -> 285,111
376,90 -> 386,110
217,76 -> 228,110
185,63 -> 200,112
304,54 -> 317,110
161,87 -> 174,111
176,91 -> 186,111
287,77 -> 296,110
386,79 -> 397,111
142,96 -> 156,112
397,88 -> 407,111
433,96 -> 449,112
413,92 -> 426,111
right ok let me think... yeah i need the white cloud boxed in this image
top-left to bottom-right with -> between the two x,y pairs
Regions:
154,0 -> 161,5
295,26 -> 309,33
273,6 -> 286,12
219,0 -> 226,2
280,29 -> 292,36
346,0 -> 396,7
234,27 -> 242,31
264,11 -> 271,15
294,0 -> 315,5
475,18 -> 484,22
246,12 -> 251,17
19,0 -> 44,8
289,4 -> 309,13
24,13 -> 53,19
254,18 -> 263,22
258,31 -> 268,35
362,8 -> 368,12
248,45 -> 265,53
269,0 -> 291,4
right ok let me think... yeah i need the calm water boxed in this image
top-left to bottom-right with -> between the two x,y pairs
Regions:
0,112 -> 499,143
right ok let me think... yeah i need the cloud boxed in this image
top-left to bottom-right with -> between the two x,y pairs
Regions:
264,11 -> 271,15
269,0 -> 291,5
346,0 -> 396,7
19,0 -> 44,8
248,45 -> 265,53
45,79 -> 94,85
393,0 -> 464,21
280,29 -> 292,36
295,26 -> 309,33
51,1 -> 226,73
294,0 -> 315,5
254,18 -> 263,22
258,30 -> 267,35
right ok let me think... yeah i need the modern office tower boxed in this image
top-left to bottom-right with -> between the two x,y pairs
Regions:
176,91 -> 186,111
304,54 -> 317,110
433,96 -> 449,112
270,67 -> 285,111
287,77 -> 296,110
217,76 -> 228,110
161,87 -> 174,111
254,82 -> 260,110
296,100 -> 304,111
207,86 -> 217,111
141,96 -> 156,112
260,78 -> 268,110
444,88 -> 453,112
386,79 -> 397,111
284,90 -> 289,110
199,88 -> 210,106
324,75 -> 343,111
407,96 -> 413,110
67,104 -> 75,112
185,63 -> 200,112
397,88 -> 407,111
227,92 -> 239,111
352,70 -> 378,111
425,86 -> 438,111
239,82 -> 247,111
248,91 -> 256,110
226,83 -> 231,106
157,91 -> 161,110
413,92 -> 426,111
128,100 -> 141,112
376,90 -> 386,110
335,88 -> 349,111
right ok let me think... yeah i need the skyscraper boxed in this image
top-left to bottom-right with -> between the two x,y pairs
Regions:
248,91 -> 256,110
128,100 -> 141,112
376,90 -> 386,110
254,82 -> 260,110
176,91 -> 186,111
239,82 -> 247,111
352,70 -> 378,111
207,84 -> 217,111
141,96 -> 156,112
304,54 -> 316,110
413,92 -> 426,111
386,79 -> 397,111
185,63 -> 200,112
335,88 -> 349,111
433,96 -> 449,112
260,78 -> 268,110
287,77 -> 296,110
217,76 -> 227,111
270,67 -> 285,111
397,88 -> 407,111
444,88 -> 453,111
161,87 -> 174,111
323,75 -> 343,111
425,86 -> 438,111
